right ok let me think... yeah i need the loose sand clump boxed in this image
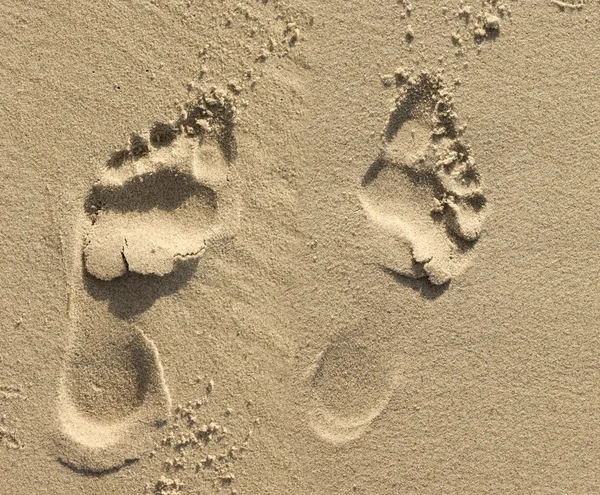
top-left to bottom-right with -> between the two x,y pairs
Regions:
145,380 -> 259,494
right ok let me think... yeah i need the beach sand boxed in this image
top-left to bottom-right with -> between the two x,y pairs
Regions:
1,0 -> 599,493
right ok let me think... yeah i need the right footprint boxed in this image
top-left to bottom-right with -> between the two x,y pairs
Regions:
359,71 -> 487,286
306,337 -> 400,444
55,89 -> 238,473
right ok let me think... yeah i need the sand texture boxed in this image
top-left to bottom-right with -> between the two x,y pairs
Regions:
1,0 -> 599,494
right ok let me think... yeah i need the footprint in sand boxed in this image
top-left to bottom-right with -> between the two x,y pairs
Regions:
307,337 -> 401,444
359,71 -> 487,286
308,72 -> 487,446
55,89 -> 238,473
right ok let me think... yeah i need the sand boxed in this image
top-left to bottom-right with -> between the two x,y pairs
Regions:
1,0 -> 599,493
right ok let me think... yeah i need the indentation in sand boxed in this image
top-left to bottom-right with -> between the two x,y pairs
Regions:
360,71 -> 487,286
307,339 -> 399,444
56,325 -> 171,472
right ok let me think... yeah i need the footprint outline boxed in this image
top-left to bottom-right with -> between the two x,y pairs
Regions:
55,89 -> 239,474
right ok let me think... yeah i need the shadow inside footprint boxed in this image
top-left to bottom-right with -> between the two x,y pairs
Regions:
84,169 -> 218,215
83,259 -> 199,319
381,266 -> 448,299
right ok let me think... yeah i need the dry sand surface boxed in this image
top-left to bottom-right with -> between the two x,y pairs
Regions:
0,0 -> 599,493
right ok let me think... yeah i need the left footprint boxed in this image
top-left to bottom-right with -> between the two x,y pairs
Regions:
55,321 -> 171,473
56,90 -> 237,473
